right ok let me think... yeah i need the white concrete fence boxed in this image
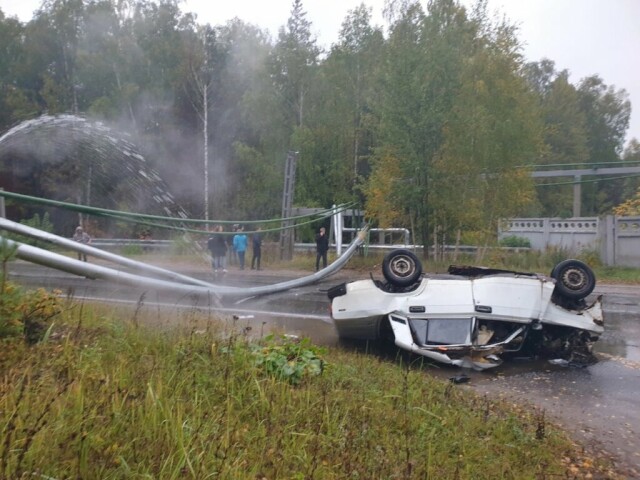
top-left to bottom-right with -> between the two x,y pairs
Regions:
499,216 -> 640,267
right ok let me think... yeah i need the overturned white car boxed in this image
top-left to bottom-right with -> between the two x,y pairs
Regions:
328,249 -> 604,370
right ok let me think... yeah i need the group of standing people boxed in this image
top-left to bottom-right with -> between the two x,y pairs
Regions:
207,224 -> 262,275
207,224 -> 330,276
70,222 -> 329,273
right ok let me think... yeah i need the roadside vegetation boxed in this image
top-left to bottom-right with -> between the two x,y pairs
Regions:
228,245 -> 640,285
1,272 -> 621,478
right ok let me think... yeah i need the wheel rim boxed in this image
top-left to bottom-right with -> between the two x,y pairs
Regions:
561,267 -> 587,291
390,255 -> 415,278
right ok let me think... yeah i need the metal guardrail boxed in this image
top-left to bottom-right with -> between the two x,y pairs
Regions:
342,227 -> 411,245
91,239 -> 173,249
91,239 -> 529,256
91,226 -> 413,251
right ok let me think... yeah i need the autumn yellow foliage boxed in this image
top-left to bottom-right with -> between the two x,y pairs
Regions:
364,149 -> 410,228
613,189 -> 640,216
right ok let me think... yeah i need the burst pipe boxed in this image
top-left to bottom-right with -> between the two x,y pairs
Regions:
0,218 -> 368,299
0,217 -> 215,288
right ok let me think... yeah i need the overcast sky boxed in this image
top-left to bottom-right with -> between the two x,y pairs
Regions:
1,0 -> 638,147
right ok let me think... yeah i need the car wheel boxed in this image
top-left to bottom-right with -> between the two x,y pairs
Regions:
382,249 -> 422,287
551,259 -> 596,300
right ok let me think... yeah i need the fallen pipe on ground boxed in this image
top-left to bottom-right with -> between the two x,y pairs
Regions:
0,217 -> 368,299
0,217 -> 215,288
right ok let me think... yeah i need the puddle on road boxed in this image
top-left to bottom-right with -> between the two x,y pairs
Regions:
595,310 -> 640,363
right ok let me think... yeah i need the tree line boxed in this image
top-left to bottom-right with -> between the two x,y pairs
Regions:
0,0 -> 638,252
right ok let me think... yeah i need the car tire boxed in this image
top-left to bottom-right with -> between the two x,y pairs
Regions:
382,249 -> 422,287
551,259 -> 596,300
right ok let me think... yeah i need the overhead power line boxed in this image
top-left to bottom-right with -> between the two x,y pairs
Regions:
535,172 -> 640,188
520,160 -> 640,170
0,189 -> 357,235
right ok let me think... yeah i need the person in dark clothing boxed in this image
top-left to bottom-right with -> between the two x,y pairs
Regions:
207,225 -> 227,274
228,224 -> 239,265
315,226 -> 329,271
251,227 -> 263,270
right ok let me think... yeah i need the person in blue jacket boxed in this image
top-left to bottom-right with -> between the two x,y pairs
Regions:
232,225 -> 248,270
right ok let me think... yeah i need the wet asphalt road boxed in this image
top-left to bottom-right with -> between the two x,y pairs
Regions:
470,291 -> 640,478
7,260 -> 640,477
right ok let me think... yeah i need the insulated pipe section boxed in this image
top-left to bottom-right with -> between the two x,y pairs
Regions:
2,238 -> 217,297
1,222 -> 368,299
0,217 -> 214,288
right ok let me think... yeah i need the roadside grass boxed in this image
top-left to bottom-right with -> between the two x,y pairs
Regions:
592,265 -> 640,284
0,303 -> 619,479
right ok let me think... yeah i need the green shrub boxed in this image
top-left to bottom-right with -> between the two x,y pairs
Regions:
543,245 -> 576,268
250,334 -> 326,385
21,211 -> 54,233
4,212 -> 55,249
0,239 -> 62,343
0,280 -> 62,343
499,235 -> 531,248
170,234 -> 194,255
121,244 -> 143,256
577,247 -> 603,268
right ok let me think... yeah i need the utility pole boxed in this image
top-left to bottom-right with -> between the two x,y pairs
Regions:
280,151 -> 298,260
202,30 -> 210,221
